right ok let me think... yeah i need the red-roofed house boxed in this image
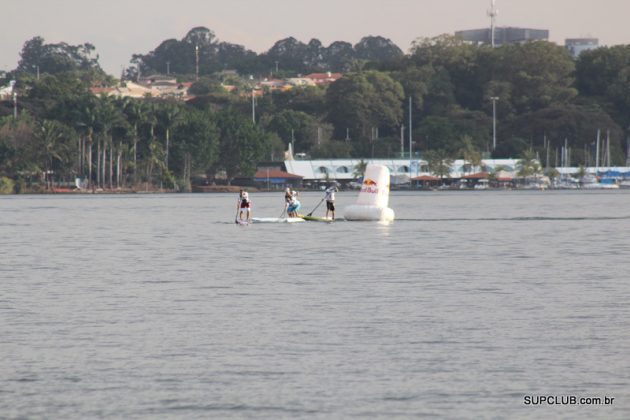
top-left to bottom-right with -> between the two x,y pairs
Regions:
216,166 -> 302,190
253,168 -> 303,189
412,174 -> 441,188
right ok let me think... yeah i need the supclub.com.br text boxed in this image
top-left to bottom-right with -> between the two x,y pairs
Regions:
524,395 -> 615,406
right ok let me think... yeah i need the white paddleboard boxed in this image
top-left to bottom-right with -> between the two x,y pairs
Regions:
251,217 -> 305,223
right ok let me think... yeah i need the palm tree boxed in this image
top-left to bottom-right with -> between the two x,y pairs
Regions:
157,103 -> 182,176
517,149 -> 542,178
353,159 -> 367,179
142,103 -> 159,190
76,99 -> 99,189
458,135 -> 482,175
95,97 -> 117,189
575,165 -> 587,180
35,120 -> 66,190
121,98 -> 145,187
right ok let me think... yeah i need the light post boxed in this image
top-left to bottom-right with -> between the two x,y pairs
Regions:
408,96 -> 413,176
400,124 -> 405,158
490,96 -> 499,150
409,96 -> 413,159
251,89 -> 256,123
9,80 -> 16,119
195,45 -> 199,81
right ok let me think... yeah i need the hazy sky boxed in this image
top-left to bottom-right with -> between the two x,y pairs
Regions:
3,0 -> 629,75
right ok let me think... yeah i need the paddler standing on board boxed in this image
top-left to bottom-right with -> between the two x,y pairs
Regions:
237,189 -> 252,222
286,190 -> 301,217
284,187 -> 292,216
324,185 -> 338,220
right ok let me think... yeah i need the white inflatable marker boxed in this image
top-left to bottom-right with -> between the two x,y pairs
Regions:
343,164 -> 395,222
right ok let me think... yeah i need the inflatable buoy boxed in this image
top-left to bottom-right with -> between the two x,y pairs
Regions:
343,164 -> 395,222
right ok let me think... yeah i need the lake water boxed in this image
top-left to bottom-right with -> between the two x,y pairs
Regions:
2,190 -> 630,419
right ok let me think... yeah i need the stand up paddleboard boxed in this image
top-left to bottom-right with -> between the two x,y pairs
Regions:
251,217 -> 305,223
343,164 -> 395,222
235,219 -> 250,226
300,215 -> 334,222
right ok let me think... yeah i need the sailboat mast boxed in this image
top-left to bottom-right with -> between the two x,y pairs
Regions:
606,129 -> 611,167
595,129 -> 600,173
408,96 -> 413,174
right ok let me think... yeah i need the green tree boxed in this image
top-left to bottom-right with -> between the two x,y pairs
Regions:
353,159 -> 367,178
156,102 -> 183,173
94,97 -> 126,189
354,36 -> 404,63
215,112 -> 271,184
272,86 -> 327,118
326,71 -> 404,154
0,115 -> 38,178
309,140 -> 353,159
424,149 -> 453,180
264,110 -> 324,153
576,45 -> 630,127
18,36 -> 103,76
503,104 -> 624,166
458,135 -> 482,174
409,34 -> 480,110
171,109 -> 219,191
120,98 -> 147,186
489,42 -> 577,114
0,176 -> 14,194
75,97 -> 100,189
22,73 -> 87,119
33,119 -> 71,189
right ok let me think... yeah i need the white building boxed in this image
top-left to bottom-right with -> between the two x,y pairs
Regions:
0,81 -> 15,101
565,38 -> 599,58
284,158 -> 522,183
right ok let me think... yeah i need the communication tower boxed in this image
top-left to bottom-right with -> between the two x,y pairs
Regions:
488,0 -> 498,47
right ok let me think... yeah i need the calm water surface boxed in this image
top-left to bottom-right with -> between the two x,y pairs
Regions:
1,190 -> 630,419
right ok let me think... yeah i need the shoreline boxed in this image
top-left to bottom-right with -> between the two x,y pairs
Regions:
3,186 -> 629,195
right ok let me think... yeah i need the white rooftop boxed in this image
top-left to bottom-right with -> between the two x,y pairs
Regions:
285,158 -> 522,180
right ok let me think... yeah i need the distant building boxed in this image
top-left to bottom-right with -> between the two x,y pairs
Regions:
303,72 -> 342,85
91,76 -> 192,100
0,81 -> 15,101
455,27 -> 549,46
287,77 -> 317,87
138,74 -> 178,86
258,78 -> 291,92
91,82 -> 160,99
283,158 -> 522,185
138,75 -> 192,99
565,38 -> 599,58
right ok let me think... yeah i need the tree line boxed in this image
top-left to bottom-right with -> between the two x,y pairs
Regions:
1,27 -> 630,192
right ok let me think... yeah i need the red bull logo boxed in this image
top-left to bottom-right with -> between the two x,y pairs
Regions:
361,178 -> 378,194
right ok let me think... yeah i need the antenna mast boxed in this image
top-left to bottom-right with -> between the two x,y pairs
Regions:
488,0 -> 498,48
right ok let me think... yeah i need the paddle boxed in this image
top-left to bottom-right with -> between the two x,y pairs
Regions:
279,204 -> 287,219
307,198 -> 325,216
234,206 -> 240,224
